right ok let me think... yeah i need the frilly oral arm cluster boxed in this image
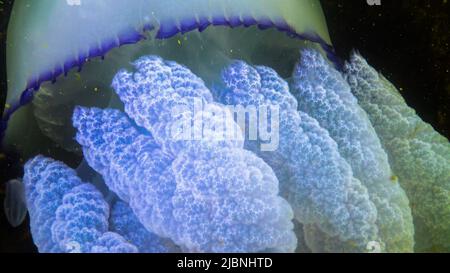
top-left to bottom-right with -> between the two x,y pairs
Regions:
72,56 -> 297,253
218,59 -> 379,252
23,156 -> 137,253
345,53 -> 450,252
291,49 -> 414,252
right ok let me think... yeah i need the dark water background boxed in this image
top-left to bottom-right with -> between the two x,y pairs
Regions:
0,0 -> 448,252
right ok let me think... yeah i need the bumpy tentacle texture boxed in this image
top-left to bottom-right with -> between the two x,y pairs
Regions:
23,156 -> 137,253
292,49 -> 415,252
218,60 -> 379,252
73,107 -> 178,239
110,201 -> 180,253
90,232 -> 138,253
73,56 -> 297,253
344,53 -> 450,252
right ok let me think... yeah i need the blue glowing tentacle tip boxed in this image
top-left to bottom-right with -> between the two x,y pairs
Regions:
23,156 -> 83,252
23,155 -> 138,253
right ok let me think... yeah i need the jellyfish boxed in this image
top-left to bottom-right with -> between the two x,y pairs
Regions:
3,179 -> 28,228
5,0 -> 450,253
2,0 -> 333,158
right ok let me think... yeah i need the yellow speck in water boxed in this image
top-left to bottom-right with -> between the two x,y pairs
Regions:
75,73 -> 81,81
177,39 -> 182,46
390,175 -> 398,184
94,87 -> 99,92
4,103 -> 10,109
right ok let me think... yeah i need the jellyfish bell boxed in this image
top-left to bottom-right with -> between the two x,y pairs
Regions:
2,0 -> 333,159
